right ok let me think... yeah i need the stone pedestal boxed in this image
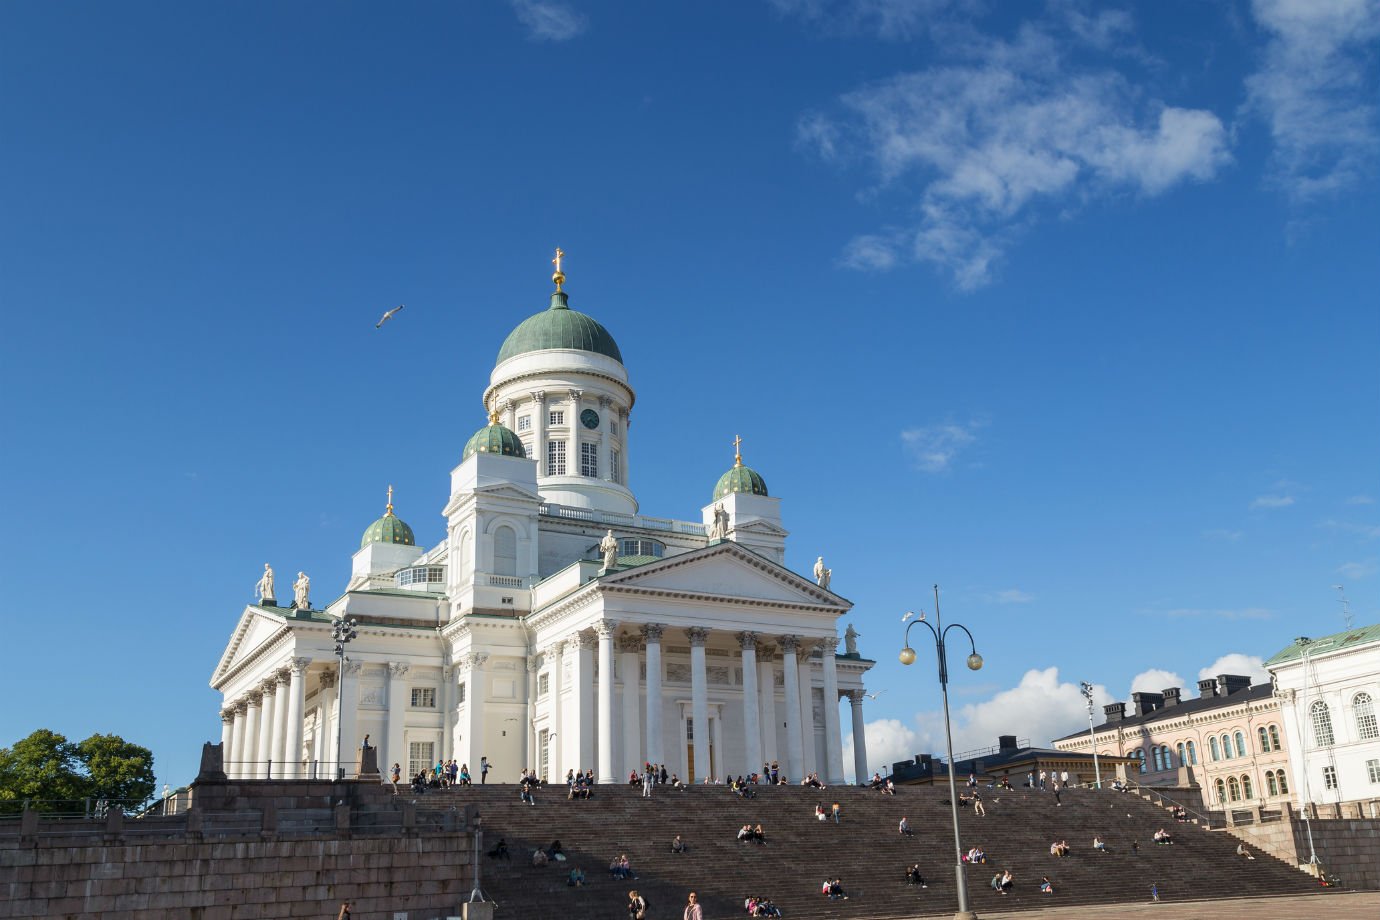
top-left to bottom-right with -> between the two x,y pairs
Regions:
197,741 -> 227,782
358,746 -> 380,779
462,902 -> 494,920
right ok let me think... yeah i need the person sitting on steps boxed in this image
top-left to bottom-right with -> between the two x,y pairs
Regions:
906,864 -> 927,887
487,838 -> 510,860
671,834 -> 687,854
899,816 -> 914,836
1040,875 -> 1054,895
566,866 -> 585,887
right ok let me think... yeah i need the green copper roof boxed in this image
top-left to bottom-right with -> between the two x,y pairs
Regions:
463,421 -> 528,461
361,511 -> 416,548
496,291 -> 623,364
1265,623 -> 1380,666
713,462 -> 769,501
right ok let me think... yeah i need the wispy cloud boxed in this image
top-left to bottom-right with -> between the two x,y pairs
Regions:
1318,519 -> 1380,539
769,0 -> 971,41
1166,607 -> 1274,621
900,420 -> 983,472
509,0 -> 587,42
1202,528 -> 1243,541
1244,0 -> 1380,200
989,588 -> 1034,604
1128,668 -> 1186,698
1337,559 -> 1379,579
1250,494 -> 1294,509
1346,494 -> 1375,505
798,18 -> 1229,289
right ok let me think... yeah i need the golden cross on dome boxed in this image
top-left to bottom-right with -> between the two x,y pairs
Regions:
732,434 -> 744,466
552,247 -> 566,291
489,408 -> 501,425
386,484 -> 395,515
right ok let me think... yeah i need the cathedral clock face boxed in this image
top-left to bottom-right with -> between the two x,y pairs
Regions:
580,408 -> 601,430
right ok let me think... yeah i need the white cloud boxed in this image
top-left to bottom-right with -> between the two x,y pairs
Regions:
800,25 -> 1229,288
509,0 -> 587,42
840,234 -> 899,270
900,421 -> 982,472
1202,528 -> 1244,541
1128,668 -> 1186,698
844,717 -> 926,781
1244,0 -> 1380,200
991,588 -> 1034,604
1346,494 -> 1375,505
1337,559 -> 1379,579
769,0 -> 970,41
1198,653 -> 1269,685
1319,519 -> 1380,539
1250,494 -> 1295,509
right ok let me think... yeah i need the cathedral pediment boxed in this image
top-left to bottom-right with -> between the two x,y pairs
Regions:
599,542 -> 848,611
210,606 -> 294,687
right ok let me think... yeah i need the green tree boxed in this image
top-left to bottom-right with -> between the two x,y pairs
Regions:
75,734 -> 156,805
0,730 -> 156,810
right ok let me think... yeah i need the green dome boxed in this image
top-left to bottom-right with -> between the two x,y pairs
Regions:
713,461 -> 769,501
463,420 -> 528,461
496,292 -> 623,364
361,511 -> 415,548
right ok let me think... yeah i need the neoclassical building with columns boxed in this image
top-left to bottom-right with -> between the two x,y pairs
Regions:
211,256 -> 874,785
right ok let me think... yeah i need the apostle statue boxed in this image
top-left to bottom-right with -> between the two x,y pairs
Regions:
293,571 -> 311,609
706,502 -> 730,541
844,622 -> 861,656
813,555 -> 832,589
255,563 -> 276,604
599,530 -> 619,572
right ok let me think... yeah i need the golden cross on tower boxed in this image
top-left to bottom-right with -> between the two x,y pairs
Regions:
386,484 -> 394,515
732,434 -> 743,466
552,247 -> 566,291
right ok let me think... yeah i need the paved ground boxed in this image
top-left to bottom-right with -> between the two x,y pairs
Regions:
909,890 -> 1379,919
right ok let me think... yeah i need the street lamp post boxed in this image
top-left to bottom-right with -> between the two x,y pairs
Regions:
1079,681 -> 1102,789
332,618 -> 358,780
900,585 -> 983,920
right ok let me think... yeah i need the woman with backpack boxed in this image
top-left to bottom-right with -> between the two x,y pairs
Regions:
628,890 -> 647,919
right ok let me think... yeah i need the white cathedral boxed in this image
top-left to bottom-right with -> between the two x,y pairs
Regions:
211,255 -> 874,786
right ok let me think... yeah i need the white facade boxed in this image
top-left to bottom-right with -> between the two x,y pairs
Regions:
211,271 -> 873,784
1268,626 -> 1380,811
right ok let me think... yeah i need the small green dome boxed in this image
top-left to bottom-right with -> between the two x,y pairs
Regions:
361,511 -> 415,548
463,418 -> 528,461
496,291 -> 623,365
713,461 -> 769,501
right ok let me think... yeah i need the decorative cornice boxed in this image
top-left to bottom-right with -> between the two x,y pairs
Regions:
686,626 -> 710,647
389,662 -> 411,679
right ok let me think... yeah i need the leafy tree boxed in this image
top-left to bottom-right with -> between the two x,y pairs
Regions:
0,730 -> 156,810
75,734 -> 156,805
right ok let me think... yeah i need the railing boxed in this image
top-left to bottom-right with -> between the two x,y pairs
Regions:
538,502 -> 707,536
487,574 -> 525,588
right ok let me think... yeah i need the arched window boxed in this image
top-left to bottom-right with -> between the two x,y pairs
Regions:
1187,740 -> 1198,765
1311,701 -> 1335,746
1221,733 -> 1234,759
1163,745 -> 1174,770
1266,771 -> 1278,796
1268,725 -> 1281,750
1241,774 -> 1253,800
1228,777 -> 1241,802
1258,726 -> 1271,752
1235,731 -> 1246,758
493,525 -> 517,576
459,530 -> 473,585
1355,692 -> 1379,741
1209,736 -> 1220,761
1152,747 -> 1163,771
1136,750 -> 1147,773
1177,742 -> 1186,766
1215,778 -> 1227,804
1277,771 -> 1289,794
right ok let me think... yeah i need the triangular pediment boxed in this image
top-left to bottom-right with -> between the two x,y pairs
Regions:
731,519 -> 789,536
472,482 -> 541,501
211,606 -> 291,686
601,542 -> 849,610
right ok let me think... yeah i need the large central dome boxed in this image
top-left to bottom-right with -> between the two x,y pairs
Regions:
496,291 -> 623,365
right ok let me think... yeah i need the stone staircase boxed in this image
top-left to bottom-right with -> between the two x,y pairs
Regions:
375,781 -> 1324,919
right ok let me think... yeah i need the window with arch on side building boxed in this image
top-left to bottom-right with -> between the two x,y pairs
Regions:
1311,700 -> 1335,746
1240,774 -> 1253,799
1266,770 -> 1279,796
1220,733 -> 1234,759
1215,778 -> 1227,803
1209,736 -> 1220,761
1258,725 -> 1272,752
1186,740 -> 1198,764
1355,692 -> 1378,741
1234,731 -> 1247,758
1228,776 -> 1241,802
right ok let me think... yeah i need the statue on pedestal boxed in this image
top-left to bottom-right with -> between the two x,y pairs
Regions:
255,564 -> 276,604
813,556 -> 832,590
293,571 -> 311,610
599,530 -> 619,572
844,623 -> 861,656
706,502 -> 730,541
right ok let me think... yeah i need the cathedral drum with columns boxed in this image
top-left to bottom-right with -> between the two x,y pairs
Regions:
211,254 -> 874,785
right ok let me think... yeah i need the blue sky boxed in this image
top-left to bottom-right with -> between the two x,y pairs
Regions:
1,0 -> 1377,790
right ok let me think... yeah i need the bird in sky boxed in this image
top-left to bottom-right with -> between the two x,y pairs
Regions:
901,611 -> 914,622
864,691 -> 886,701
376,304 -> 404,328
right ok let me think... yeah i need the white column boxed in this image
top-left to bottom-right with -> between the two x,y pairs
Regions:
464,654 -> 489,770
757,645 -> 777,769
526,658 -> 540,772
798,643 -> 818,778
849,690 -> 869,782
243,692 -> 263,778
687,627 -> 710,783
738,632 -> 762,779
386,662 -> 410,775
219,709 -> 234,768
621,408 -> 631,487
270,671 -> 289,777
548,642 -> 564,779
821,638 -> 845,784
337,661 -> 362,777
256,682 -> 276,779
569,634 -> 595,772
643,624 -> 664,769
316,670 -> 338,778
710,704 -> 726,782
598,396 -> 613,482
501,398 -> 515,431
530,390 -> 546,474
230,703 -> 248,779
780,635 -> 803,782
619,634 -> 643,774
283,657 -> 310,778
596,619 -> 618,783
441,664 -> 456,762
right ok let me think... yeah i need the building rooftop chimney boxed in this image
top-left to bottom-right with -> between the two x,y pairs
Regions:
999,735 -> 1018,752
1162,688 -> 1182,708
1132,691 -> 1165,717
1218,674 -> 1252,696
1197,678 -> 1218,698
1103,702 -> 1127,722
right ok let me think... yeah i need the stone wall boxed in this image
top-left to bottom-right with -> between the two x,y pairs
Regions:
1227,809 -> 1380,890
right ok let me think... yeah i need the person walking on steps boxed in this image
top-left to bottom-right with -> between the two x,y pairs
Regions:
480,756 -> 489,784
683,891 -> 704,920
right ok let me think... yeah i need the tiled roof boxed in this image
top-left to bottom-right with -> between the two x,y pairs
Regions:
1264,623 -> 1380,666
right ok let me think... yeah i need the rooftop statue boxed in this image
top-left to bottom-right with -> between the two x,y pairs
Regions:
293,571 -> 311,610
814,555 -> 832,590
844,623 -> 861,656
255,564 -> 276,604
600,529 -> 618,572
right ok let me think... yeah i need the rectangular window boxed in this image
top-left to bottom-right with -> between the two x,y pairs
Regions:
538,673 -> 549,697
610,421 -> 619,436
1323,766 -> 1338,790
610,449 -> 620,483
580,442 -> 598,477
539,729 -> 550,781
548,410 -> 565,426
410,687 -> 436,708
546,439 -> 566,475
517,415 -> 531,431
408,741 -> 434,778
521,438 -> 533,458
1367,759 -> 1380,784
457,682 -> 467,705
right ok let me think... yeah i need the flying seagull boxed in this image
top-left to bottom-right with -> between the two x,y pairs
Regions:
376,304 -> 404,328
865,691 -> 886,701
901,611 -> 915,622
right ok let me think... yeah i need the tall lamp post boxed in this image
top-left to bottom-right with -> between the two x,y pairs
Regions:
900,585 -> 983,920
332,617 -> 358,780
1079,681 -> 1102,789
